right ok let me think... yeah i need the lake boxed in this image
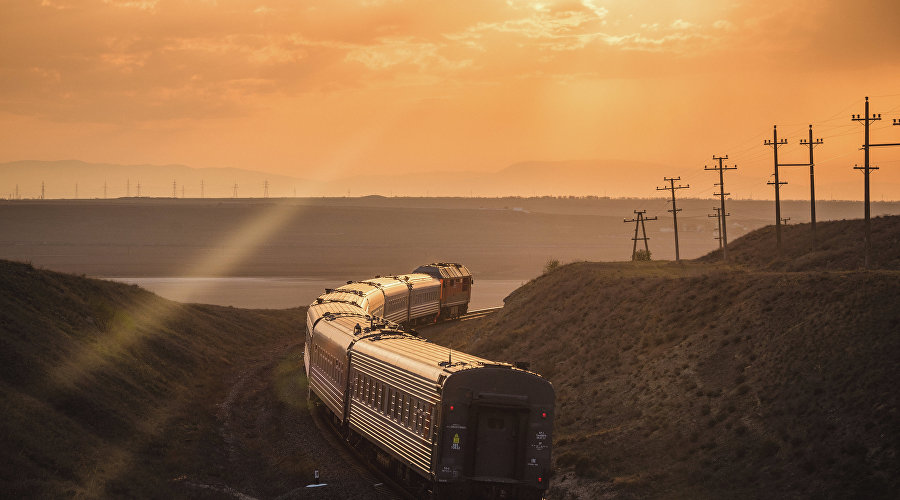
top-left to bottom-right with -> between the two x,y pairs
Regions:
105,276 -> 529,310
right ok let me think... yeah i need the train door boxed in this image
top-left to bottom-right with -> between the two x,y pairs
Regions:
471,406 -> 526,480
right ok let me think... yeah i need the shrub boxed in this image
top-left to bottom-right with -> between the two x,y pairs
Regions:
544,259 -> 561,273
634,249 -> 652,261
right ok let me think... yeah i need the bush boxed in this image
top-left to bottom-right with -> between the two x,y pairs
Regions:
544,259 -> 561,273
634,249 -> 651,261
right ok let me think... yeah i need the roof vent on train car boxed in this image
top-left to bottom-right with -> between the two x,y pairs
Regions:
514,361 -> 531,371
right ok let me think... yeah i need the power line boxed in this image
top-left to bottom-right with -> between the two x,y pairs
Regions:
624,210 -> 657,261
707,206 -> 729,250
704,155 -> 737,261
853,96 -> 900,268
765,125 -> 810,253
656,177 -> 689,261
799,125 -> 824,250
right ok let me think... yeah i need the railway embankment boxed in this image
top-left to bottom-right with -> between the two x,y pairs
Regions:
424,216 -> 900,499
0,260 -> 377,498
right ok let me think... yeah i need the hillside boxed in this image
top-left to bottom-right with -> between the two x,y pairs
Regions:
0,260 -> 374,498
697,215 -> 900,270
425,263 -> 900,497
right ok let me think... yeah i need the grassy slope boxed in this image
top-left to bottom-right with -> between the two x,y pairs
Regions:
0,260 -> 306,498
427,243 -> 900,497
697,215 -> 900,271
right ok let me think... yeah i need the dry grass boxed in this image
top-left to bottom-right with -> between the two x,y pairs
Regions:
0,260 -> 307,498
424,223 -> 900,499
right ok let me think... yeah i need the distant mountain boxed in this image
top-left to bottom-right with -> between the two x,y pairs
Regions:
6,158 -> 880,199
0,160 -> 321,199
322,159 -> 682,198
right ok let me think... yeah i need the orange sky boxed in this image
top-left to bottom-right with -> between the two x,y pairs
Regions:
2,0 -> 900,199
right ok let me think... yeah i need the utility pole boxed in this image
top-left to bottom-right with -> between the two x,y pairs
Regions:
136,181 -> 141,197
233,183 -> 239,198
172,180 -> 177,198
181,185 -> 185,198
264,180 -> 269,198
201,180 -> 205,199
103,180 -> 107,199
127,178 -> 130,197
765,125 -> 810,253
75,183 -> 78,199
853,96 -> 899,269
799,125 -> 824,250
708,207 -> 727,250
781,217 -> 790,225
624,210 -> 657,261
705,155 -> 736,261
656,177 -> 689,261
42,181 -> 46,200
15,184 -> 19,200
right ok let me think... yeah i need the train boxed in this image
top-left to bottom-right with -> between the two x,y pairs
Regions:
304,263 -> 555,499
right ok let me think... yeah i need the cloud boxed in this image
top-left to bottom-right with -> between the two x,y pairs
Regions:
670,19 -> 694,30
345,37 -> 472,72
103,0 -> 159,11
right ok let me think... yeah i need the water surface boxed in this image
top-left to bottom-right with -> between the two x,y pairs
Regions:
108,276 -> 528,310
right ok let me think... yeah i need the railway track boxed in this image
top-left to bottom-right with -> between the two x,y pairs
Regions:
457,307 -> 500,322
308,398 -> 409,500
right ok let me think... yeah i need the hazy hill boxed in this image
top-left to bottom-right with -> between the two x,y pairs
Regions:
424,221 -> 900,498
4,197 -> 898,279
0,260 -> 307,497
0,160 -> 317,199
4,157 -> 861,199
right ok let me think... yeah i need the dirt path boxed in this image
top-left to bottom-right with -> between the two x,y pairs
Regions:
182,336 -> 380,499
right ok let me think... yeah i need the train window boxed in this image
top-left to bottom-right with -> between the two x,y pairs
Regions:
415,401 -> 422,433
424,404 -> 433,439
404,397 -> 411,428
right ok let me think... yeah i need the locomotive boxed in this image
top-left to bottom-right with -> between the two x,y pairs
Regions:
304,263 -> 555,499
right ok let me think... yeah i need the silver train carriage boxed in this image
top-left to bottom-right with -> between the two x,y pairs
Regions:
303,266 -> 553,499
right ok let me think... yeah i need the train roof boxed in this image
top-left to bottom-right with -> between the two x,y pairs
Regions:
352,332 -> 511,383
412,262 -> 472,279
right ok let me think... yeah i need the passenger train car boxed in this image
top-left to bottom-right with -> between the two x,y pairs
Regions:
304,263 -> 554,499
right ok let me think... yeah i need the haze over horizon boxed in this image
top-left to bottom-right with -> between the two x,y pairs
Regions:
2,1 -> 900,200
